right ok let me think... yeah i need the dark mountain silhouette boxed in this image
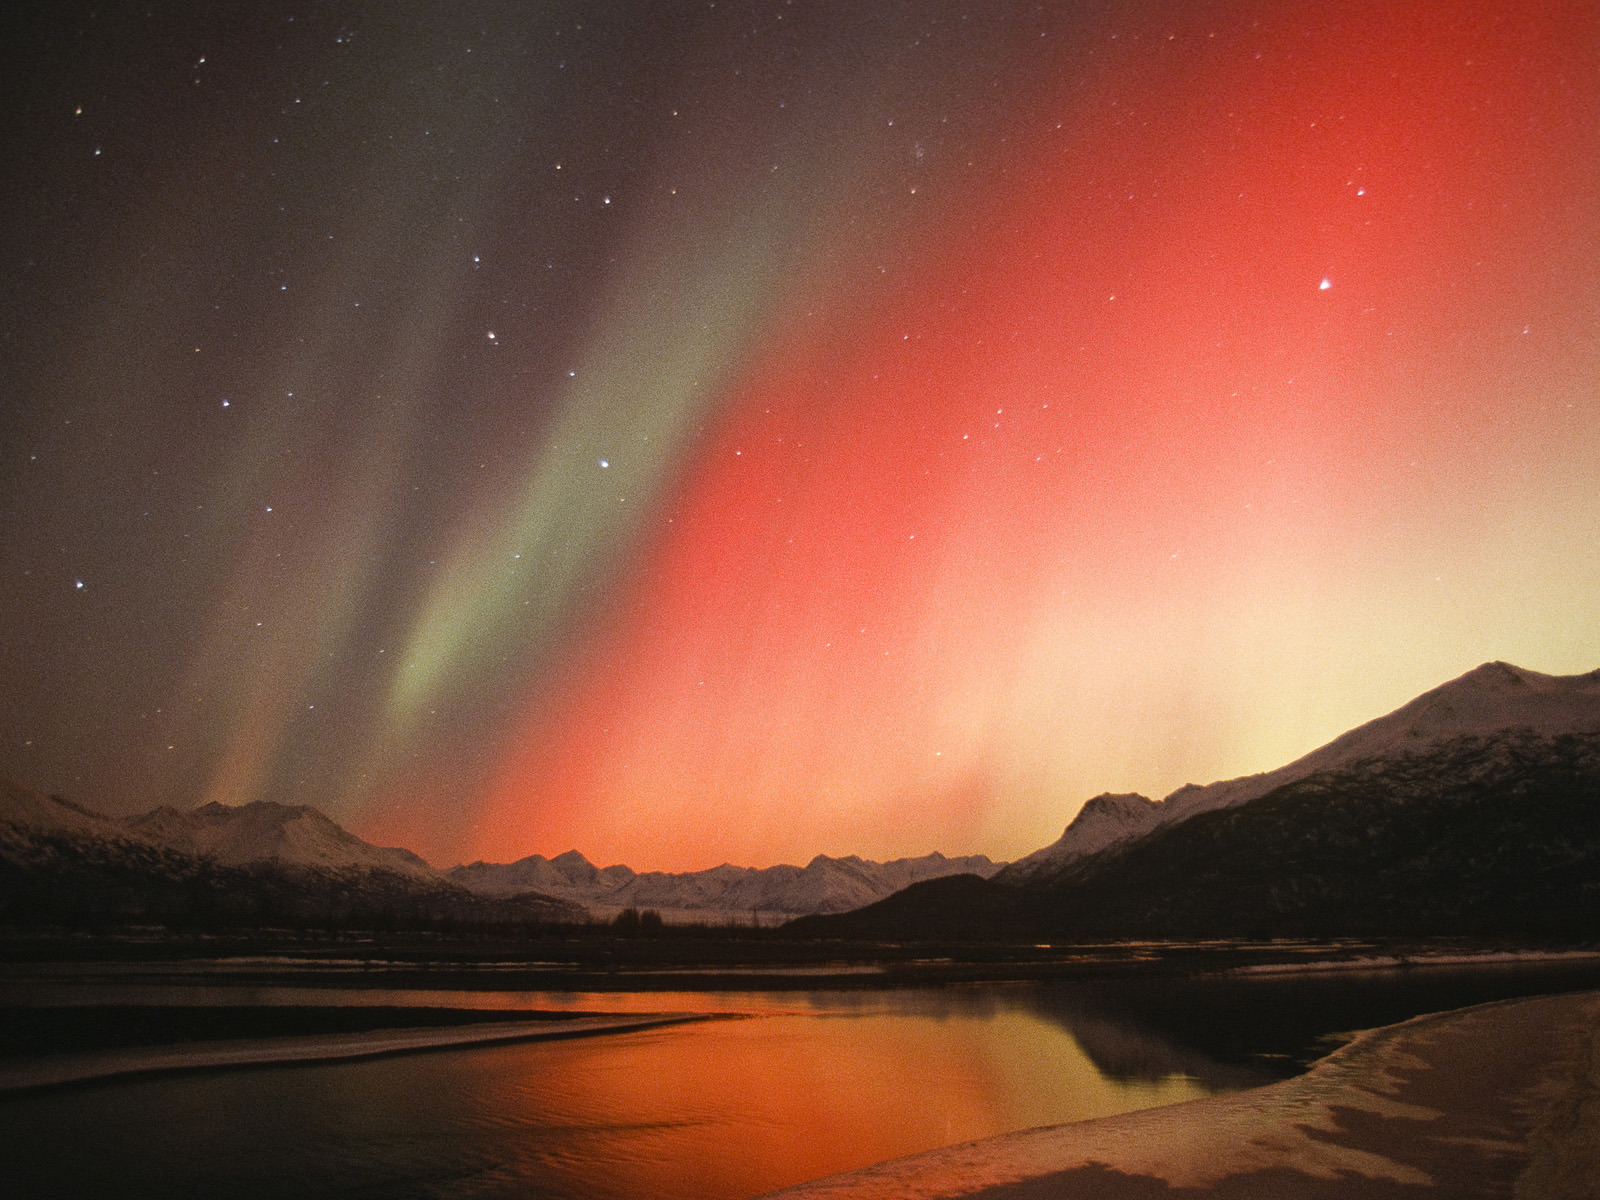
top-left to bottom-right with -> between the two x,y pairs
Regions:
0,781 -> 583,930
1001,662 -> 1600,885
792,663 -> 1600,940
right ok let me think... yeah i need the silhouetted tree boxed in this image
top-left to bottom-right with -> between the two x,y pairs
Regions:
611,907 -> 665,937
612,907 -> 642,935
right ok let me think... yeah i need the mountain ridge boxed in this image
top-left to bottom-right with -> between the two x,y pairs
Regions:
792,664 -> 1600,941
125,800 -> 437,879
447,847 -> 1005,918
8,659 -> 1595,936
1000,661 -> 1600,886
0,780 -> 1003,926
0,780 -> 584,928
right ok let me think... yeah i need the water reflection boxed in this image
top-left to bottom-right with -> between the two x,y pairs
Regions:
7,960 -> 1600,1200
3,990 -> 1231,1200
1026,958 -> 1600,1079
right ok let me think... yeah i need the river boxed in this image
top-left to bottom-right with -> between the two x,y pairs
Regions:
4,958 -> 1598,1199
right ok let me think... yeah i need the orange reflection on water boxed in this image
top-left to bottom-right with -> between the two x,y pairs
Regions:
485,1004 -> 1210,1198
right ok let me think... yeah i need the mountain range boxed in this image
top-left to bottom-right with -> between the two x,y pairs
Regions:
0,782 -> 585,929
448,849 -> 1004,921
0,778 -> 1000,929
7,660 -> 1596,939
792,662 -> 1600,940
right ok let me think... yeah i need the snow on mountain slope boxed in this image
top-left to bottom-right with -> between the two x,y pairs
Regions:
124,801 -> 437,879
0,778 -> 157,854
3,783 -> 436,883
6,776 -> 1000,923
1002,661 -> 1600,884
1,782 -> 590,926
1000,792 -> 1163,884
450,851 -> 637,898
449,849 -> 1005,917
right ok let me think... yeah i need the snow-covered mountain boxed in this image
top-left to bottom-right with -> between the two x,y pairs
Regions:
0,781 -> 583,927
1,779 -> 1001,927
450,849 -> 1005,920
0,779 -> 154,850
125,801 -> 436,879
451,849 -> 637,898
1000,661 -> 1600,885
796,722 -> 1600,940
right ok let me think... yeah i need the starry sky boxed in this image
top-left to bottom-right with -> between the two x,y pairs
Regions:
3,0 -> 1597,872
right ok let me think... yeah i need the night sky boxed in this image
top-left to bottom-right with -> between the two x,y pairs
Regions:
3,0 -> 1597,871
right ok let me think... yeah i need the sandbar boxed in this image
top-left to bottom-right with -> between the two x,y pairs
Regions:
0,1011 -> 715,1092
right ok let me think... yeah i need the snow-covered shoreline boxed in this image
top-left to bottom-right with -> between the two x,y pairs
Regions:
758,989 -> 1600,1197
1223,948 -> 1600,976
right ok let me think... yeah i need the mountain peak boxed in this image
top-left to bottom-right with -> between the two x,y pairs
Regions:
999,792 -> 1160,884
1,778 -> 138,844
449,846 -> 1005,918
1000,661 -> 1600,886
1082,791 -> 1156,812
1450,660 -> 1544,693
122,798 -> 437,877
1448,659 -> 1600,692
1366,660 -> 1600,743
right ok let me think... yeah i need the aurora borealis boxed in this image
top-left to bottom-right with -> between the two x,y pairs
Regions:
3,0 -> 1597,871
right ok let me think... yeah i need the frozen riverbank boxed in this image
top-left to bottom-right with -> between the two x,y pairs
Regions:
763,989 -> 1600,1198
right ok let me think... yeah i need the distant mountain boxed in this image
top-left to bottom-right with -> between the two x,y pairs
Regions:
0,782 -> 154,853
450,849 -> 1005,920
0,778 -> 1000,930
793,662 -> 1600,940
0,781 -> 584,929
452,849 -> 638,899
1000,662 -> 1600,886
126,801 -> 437,879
